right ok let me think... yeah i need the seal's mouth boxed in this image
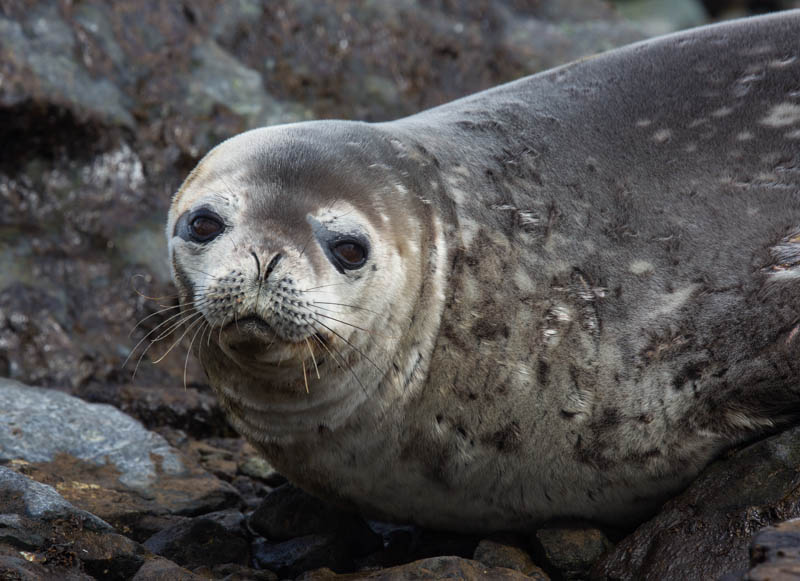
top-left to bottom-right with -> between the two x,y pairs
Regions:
224,315 -> 273,335
220,316 -> 276,358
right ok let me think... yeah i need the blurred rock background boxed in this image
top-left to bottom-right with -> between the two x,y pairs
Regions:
1,1 -> 798,579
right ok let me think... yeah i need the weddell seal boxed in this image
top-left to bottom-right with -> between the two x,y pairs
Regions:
166,11 -> 800,530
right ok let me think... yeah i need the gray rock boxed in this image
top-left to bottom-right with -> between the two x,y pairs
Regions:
0,466 -> 110,531
594,426 -> 800,579
186,39 -> 305,130
0,378 -> 184,489
610,0 -> 708,36
0,3 -> 133,126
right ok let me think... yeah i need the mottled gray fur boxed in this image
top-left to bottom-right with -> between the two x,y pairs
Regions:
169,11 -> 800,531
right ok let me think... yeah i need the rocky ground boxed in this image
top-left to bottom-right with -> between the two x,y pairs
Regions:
1,1 -> 800,579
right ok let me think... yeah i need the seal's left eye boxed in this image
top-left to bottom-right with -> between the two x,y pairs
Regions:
190,215 -> 224,242
331,240 -> 367,269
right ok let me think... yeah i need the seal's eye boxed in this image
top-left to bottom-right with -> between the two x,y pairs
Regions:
189,214 -> 224,242
331,240 -> 367,270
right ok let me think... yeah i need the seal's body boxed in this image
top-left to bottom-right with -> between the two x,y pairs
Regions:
168,12 -> 800,530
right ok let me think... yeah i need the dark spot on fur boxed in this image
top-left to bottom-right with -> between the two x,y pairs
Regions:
472,315 -> 509,339
574,434 -> 614,470
601,408 -> 621,426
673,361 -> 707,390
482,421 -> 522,453
455,425 -> 468,438
537,359 -> 549,386
638,413 -> 654,424
561,410 -> 577,419
435,413 -> 443,424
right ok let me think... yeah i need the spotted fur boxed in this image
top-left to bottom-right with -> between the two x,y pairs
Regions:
168,11 -> 800,531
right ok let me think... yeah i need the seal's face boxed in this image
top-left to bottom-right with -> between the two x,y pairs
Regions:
166,123 -> 438,436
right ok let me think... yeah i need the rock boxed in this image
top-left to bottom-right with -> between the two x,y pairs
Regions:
131,556 -> 206,580
0,465 -> 110,532
250,485 -> 381,556
253,534 -> 353,578
0,465 -> 150,579
474,535 -> 548,578
143,511 -> 250,569
594,426 -> 800,579
301,555 -> 540,579
0,3 -> 133,126
81,383 -> 233,440
0,548 -> 95,581
532,523 -> 612,578
0,379 -> 241,534
610,0 -> 708,36
739,519 -> 800,580
238,455 -> 286,487
201,562 -> 279,580
0,378 -> 183,490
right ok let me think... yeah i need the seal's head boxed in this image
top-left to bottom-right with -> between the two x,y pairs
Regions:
167,121 -> 447,441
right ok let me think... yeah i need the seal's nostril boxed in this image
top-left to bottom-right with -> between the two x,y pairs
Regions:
264,253 -> 282,281
250,251 -> 261,279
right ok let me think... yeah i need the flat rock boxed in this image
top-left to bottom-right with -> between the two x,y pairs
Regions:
594,426 -> 800,579
0,379 -> 241,533
0,378 -> 183,489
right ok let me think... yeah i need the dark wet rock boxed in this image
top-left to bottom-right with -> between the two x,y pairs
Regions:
253,534 -> 352,578
250,484 -> 382,556
474,535 -> 548,578
143,511 -> 249,569
532,523 -> 612,578
594,426 -> 800,580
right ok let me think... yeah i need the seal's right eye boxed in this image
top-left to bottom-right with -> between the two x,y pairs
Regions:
190,215 -> 224,242
174,208 -> 225,243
